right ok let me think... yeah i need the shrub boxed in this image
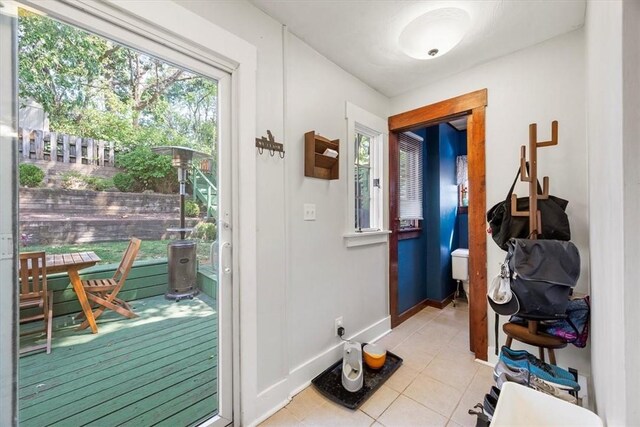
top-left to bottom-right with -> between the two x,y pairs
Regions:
190,221 -> 217,241
185,199 -> 200,217
116,147 -> 178,193
60,171 -> 113,191
113,172 -> 134,192
19,163 -> 45,187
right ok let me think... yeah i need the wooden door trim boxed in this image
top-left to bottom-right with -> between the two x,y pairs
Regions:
388,89 -> 488,361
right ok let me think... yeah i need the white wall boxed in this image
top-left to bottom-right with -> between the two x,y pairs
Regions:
586,0 -> 640,424
391,29 -> 591,374
178,1 -> 391,424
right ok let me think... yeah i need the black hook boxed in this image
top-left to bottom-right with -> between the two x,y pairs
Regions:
258,146 -> 264,155
270,149 -> 275,157
279,151 -> 285,159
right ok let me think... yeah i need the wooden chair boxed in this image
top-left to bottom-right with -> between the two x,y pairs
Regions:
19,252 -> 53,355
77,238 -> 142,330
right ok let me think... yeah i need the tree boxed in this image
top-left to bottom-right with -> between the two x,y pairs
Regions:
18,9 -> 218,155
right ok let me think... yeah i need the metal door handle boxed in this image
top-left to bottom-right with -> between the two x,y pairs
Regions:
221,242 -> 232,275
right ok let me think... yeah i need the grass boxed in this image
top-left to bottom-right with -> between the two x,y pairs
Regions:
23,240 -> 214,265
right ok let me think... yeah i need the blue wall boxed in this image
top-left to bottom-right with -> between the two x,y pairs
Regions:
397,128 -> 428,313
397,125 -> 468,312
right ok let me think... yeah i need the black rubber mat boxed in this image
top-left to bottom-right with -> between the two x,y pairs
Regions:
311,345 -> 403,410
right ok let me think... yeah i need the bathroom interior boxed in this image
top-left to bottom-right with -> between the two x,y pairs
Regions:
397,116 -> 470,329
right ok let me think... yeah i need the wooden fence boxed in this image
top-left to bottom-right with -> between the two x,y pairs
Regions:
18,128 -> 116,166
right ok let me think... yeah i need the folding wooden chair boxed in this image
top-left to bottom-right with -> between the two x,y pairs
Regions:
19,252 -> 53,355
78,238 -> 142,329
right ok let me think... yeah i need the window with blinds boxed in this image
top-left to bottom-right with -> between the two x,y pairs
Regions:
399,132 -> 423,221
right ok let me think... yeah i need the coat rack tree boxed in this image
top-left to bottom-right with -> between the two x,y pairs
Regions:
503,120 -> 568,364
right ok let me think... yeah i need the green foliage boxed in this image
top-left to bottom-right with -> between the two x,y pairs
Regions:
185,200 -> 201,218
19,163 -> 45,187
113,172 -> 134,192
190,221 -> 216,241
60,171 -> 113,191
116,146 -> 177,193
18,10 -> 217,155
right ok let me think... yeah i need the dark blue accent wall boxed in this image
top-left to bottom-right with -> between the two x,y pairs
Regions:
397,129 -> 428,313
397,125 -> 469,311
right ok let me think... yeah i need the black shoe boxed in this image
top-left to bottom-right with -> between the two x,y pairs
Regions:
489,385 -> 500,401
483,393 -> 498,419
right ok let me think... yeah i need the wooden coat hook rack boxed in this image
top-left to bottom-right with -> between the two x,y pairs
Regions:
503,120 -> 567,361
511,121 -> 558,239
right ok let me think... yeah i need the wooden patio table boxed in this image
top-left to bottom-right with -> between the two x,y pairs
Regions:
20,251 -> 102,334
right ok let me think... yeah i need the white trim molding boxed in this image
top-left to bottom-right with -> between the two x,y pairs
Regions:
343,230 -> 391,247
345,101 -> 389,238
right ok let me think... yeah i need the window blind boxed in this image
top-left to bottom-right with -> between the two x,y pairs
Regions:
399,132 -> 423,220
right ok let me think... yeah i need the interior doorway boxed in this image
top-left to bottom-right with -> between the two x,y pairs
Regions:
388,89 -> 488,361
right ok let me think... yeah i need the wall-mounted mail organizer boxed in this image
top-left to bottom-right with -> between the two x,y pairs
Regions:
256,130 -> 285,158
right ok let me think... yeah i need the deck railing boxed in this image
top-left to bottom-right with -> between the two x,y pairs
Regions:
18,127 -> 116,166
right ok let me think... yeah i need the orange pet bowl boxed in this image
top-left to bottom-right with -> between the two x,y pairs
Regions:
363,343 -> 387,370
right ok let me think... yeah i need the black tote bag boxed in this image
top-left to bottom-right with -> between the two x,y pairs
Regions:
487,165 -> 571,251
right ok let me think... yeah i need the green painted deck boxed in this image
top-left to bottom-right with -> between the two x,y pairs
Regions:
19,294 -> 219,427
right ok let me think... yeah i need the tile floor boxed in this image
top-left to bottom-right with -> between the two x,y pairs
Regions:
260,301 -> 494,427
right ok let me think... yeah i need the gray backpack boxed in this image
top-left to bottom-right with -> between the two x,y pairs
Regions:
489,238 -> 581,320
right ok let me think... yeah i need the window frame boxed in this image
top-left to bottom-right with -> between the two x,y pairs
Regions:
344,102 -> 389,247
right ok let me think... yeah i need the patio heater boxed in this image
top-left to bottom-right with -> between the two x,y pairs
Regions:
152,146 -> 209,301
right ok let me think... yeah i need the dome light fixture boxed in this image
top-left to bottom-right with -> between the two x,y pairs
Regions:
399,7 -> 471,60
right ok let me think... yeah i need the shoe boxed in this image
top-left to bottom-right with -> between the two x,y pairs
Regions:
501,346 -> 575,380
495,359 -> 579,391
489,386 -> 501,401
499,347 -> 580,390
494,362 -> 578,404
483,394 -> 497,420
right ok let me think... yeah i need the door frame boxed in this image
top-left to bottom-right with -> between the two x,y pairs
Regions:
3,1 -> 259,424
388,89 -> 488,361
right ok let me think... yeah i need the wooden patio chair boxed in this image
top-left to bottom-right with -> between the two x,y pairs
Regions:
19,252 -> 53,355
77,238 -> 142,329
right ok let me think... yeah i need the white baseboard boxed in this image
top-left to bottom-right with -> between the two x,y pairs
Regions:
247,316 -> 391,427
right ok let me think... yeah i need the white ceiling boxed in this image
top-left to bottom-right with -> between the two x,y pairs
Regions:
250,0 -> 586,97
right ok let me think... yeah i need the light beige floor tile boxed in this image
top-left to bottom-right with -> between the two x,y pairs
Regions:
377,328 -> 412,350
415,321 -> 459,346
394,332 -> 442,357
392,341 -> 436,372
450,369 -> 495,427
447,329 -> 471,352
422,357 -> 479,390
403,372 -> 464,418
446,420 -> 464,427
394,316 -> 429,335
436,345 -> 477,364
360,385 -> 399,419
260,408 -> 302,426
372,423 -> 385,427
378,395 -> 448,427
450,393 -> 486,427
286,386 -> 328,421
302,400 -> 374,427
385,365 -> 420,393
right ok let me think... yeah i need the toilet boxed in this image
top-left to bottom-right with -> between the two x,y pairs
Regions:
451,248 -> 470,296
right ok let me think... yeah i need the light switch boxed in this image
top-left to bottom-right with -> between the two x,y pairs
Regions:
304,204 -> 316,221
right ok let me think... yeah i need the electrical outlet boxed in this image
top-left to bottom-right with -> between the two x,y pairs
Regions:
334,316 -> 343,336
304,203 -> 316,221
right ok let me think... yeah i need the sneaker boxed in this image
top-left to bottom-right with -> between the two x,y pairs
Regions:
499,347 -> 580,390
501,346 -> 575,380
495,359 -> 579,391
494,361 -> 578,404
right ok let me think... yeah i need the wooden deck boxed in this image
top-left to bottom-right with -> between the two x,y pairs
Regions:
19,294 -> 218,427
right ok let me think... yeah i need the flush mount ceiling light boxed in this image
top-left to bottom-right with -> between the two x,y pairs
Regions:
399,7 -> 471,60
